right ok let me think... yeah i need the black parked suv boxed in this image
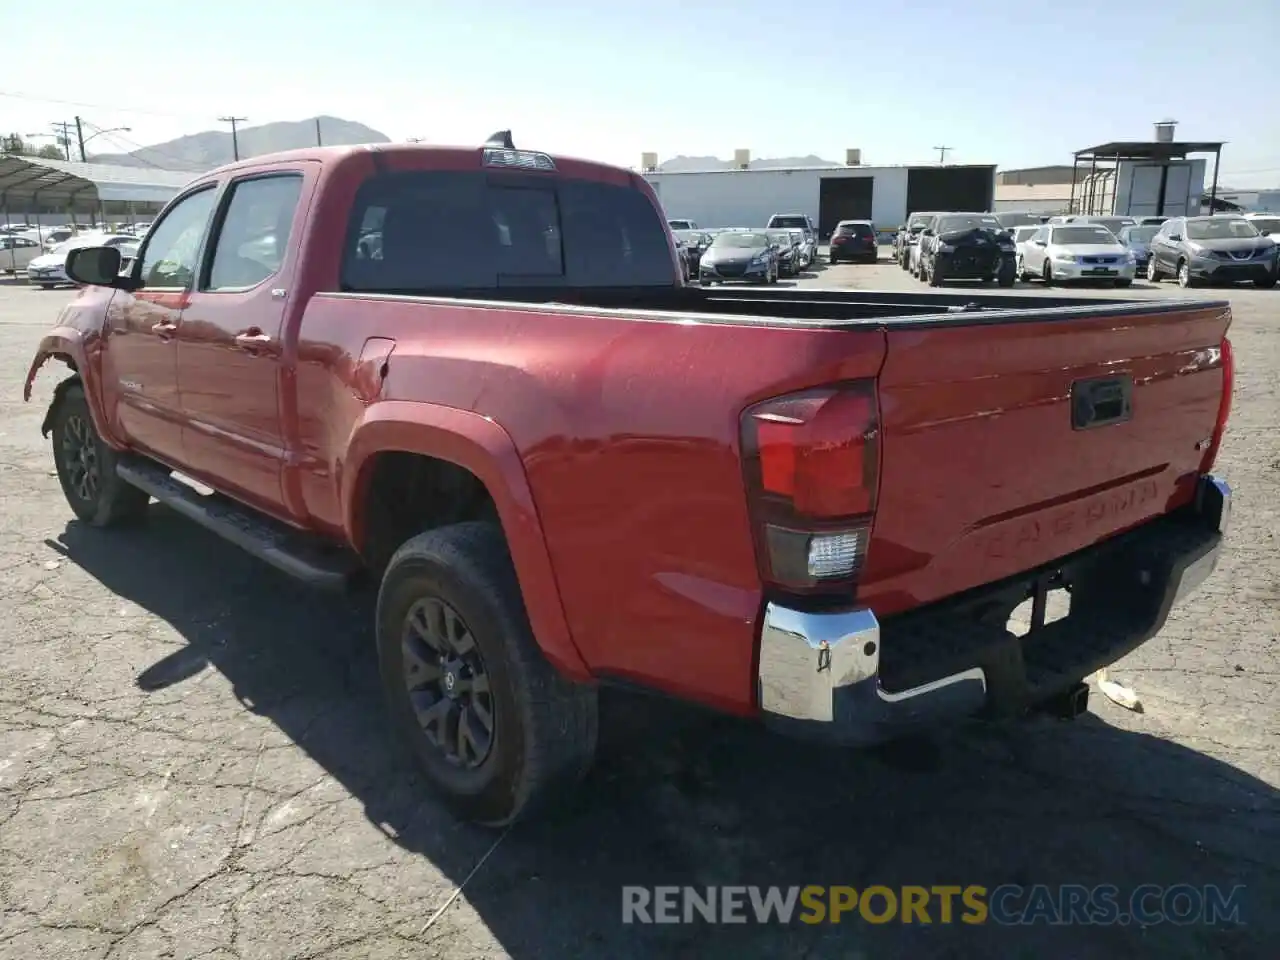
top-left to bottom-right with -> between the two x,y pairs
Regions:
1146,215 -> 1279,288
918,212 -> 1015,287
829,220 -> 878,263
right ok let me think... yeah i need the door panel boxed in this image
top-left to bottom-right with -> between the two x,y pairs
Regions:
176,171 -> 307,514
101,187 -> 217,462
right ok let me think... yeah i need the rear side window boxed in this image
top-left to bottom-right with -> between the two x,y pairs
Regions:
341,171 -> 674,291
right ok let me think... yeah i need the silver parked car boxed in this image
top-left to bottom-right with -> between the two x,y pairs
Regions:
1018,223 -> 1137,286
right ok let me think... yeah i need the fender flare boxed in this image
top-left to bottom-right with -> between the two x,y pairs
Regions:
25,329 -> 125,449
342,400 -> 592,682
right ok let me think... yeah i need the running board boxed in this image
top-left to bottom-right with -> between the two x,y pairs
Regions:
116,458 -> 361,590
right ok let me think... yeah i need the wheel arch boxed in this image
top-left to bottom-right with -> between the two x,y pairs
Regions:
342,400 -> 591,682
25,330 -> 124,449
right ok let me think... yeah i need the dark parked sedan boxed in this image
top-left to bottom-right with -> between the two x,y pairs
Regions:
672,229 -> 712,277
767,230 -> 801,276
699,231 -> 778,285
1147,216 -> 1279,289
829,220 -> 878,263
1117,224 -> 1160,273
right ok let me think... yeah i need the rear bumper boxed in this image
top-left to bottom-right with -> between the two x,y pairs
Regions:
757,474 -> 1231,745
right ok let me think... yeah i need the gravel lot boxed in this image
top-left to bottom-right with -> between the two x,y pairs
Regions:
1,265 -> 1276,959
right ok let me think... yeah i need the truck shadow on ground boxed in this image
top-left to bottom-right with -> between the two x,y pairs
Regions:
50,510 -> 1278,960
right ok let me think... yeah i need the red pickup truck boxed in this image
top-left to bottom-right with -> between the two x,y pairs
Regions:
25,136 -> 1233,826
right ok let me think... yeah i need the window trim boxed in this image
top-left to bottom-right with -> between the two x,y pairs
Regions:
134,184 -> 220,292
197,171 -> 305,294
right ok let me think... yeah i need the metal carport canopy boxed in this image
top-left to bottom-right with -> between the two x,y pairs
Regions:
0,155 -> 196,207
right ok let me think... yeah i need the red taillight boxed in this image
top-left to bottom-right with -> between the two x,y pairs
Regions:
832,235 -> 847,244
741,382 -> 880,593
1200,336 -> 1233,473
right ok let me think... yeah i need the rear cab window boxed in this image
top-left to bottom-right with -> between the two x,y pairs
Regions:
341,170 -> 676,292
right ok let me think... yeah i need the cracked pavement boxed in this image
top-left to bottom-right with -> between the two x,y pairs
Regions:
0,271 -> 1276,959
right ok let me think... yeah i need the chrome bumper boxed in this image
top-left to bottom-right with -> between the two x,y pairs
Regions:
757,474 -> 1231,744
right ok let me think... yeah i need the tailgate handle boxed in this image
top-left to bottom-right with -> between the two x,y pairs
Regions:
1071,376 -> 1133,430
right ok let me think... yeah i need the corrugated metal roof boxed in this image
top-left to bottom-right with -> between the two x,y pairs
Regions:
0,155 -> 193,207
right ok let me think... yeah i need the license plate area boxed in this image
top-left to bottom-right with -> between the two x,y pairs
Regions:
1071,375 -> 1133,430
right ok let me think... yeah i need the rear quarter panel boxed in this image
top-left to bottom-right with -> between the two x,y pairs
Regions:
296,296 -> 886,713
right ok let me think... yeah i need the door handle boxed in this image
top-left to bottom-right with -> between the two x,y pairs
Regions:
152,321 -> 178,336
234,331 -> 275,353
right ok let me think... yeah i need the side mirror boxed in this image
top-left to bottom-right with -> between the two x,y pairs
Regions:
1035,240 -> 1047,247
898,225 -> 907,232
64,246 -> 123,287
922,229 -> 935,237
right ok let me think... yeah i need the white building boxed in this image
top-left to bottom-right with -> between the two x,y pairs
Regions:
642,161 -> 997,238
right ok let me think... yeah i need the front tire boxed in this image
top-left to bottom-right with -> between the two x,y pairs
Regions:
1042,261 -> 1054,286
50,382 -> 150,527
376,522 -> 598,826
1115,278 -> 1133,288
1253,275 -> 1277,289
1177,260 -> 1194,288
1147,258 -> 1161,282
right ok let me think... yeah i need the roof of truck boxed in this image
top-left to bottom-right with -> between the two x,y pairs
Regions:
201,142 -> 639,183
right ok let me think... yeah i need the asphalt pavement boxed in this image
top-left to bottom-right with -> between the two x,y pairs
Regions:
0,266 -> 1276,959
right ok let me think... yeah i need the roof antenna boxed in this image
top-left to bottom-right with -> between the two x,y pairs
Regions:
484,130 -> 515,149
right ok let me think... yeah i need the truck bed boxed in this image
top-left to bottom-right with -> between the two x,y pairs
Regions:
333,284 -> 1227,329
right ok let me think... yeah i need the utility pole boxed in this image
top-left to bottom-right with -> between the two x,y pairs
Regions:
52,120 -> 73,160
219,116 -> 247,161
314,118 -> 322,146
74,116 -> 87,162
933,145 -> 953,164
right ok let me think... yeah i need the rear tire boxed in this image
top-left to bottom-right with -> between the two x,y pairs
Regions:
376,522 -> 598,826
50,382 -> 151,528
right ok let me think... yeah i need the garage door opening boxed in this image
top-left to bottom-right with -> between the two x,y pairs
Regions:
819,177 -> 874,239
905,167 -> 995,217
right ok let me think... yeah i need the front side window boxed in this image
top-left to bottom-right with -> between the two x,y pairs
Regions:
140,188 -> 217,288
206,175 -> 303,291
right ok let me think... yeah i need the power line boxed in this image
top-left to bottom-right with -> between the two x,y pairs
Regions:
0,88 -> 203,120
219,116 -> 247,161
934,145 -> 953,164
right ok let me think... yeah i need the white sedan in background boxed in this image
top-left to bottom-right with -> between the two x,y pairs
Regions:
1,234 -> 43,273
26,233 -> 138,289
1018,223 -> 1137,286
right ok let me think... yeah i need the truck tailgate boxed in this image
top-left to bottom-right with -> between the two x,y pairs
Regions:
858,302 -> 1231,616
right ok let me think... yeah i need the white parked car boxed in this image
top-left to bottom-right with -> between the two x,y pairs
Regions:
1009,225 -> 1041,274
26,233 -> 138,289
1018,223 -> 1137,286
1,234 -> 43,273
1243,212 -> 1280,243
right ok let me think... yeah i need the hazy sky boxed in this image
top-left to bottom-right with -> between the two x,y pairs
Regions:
4,0 -> 1277,184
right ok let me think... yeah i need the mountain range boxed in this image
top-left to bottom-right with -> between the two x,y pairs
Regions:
90,117 -> 391,170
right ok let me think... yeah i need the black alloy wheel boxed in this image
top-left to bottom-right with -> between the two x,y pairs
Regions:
401,596 -> 495,769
